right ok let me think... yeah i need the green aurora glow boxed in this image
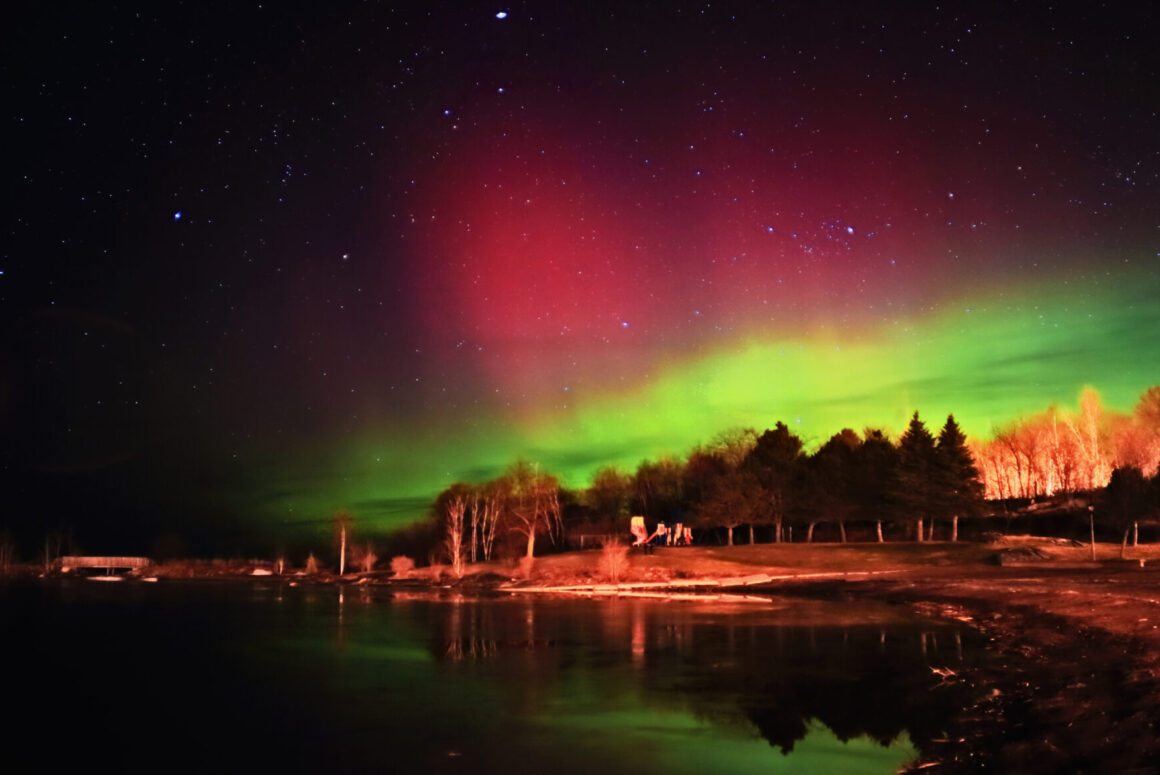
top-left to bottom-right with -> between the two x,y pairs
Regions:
257,267 -> 1160,536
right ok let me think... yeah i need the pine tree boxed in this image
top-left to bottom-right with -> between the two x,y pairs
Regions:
741,422 -> 804,542
935,415 -> 984,541
896,412 -> 938,541
853,429 -> 898,542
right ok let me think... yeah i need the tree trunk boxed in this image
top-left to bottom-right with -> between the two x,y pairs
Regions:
749,524 -> 755,545
839,520 -> 847,543
876,520 -> 884,543
526,528 -> 536,559
1133,521 -> 1139,546
339,526 -> 347,575
916,518 -> 924,543
774,517 -> 782,543
951,515 -> 959,543
727,525 -> 734,546
807,521 -> 817,543
927,519 -> 935,542
1121,526 -> 1130,559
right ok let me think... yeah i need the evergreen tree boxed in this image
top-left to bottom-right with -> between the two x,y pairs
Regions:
935,415 -> 984,541
853,429 -> 899,542
896,412 -> 939,541
1102,466 -> 1151,556
803,429 -> 860,542
741,422 -> 804,542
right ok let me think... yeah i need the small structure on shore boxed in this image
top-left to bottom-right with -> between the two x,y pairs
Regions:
57,556 -> 153,575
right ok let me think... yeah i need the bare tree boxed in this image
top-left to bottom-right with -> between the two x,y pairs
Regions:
1066,387 -> 1112,490
350,542 -> 378,573
503,461 -> 562,559
332,510 -> 353,575
0,531 -> 16,576
42,527 -> 74,574
443,490 -> 468,577
477,479 -> 507,561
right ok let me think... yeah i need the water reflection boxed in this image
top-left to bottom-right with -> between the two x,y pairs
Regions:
7,582 -> 987,774
417,594 -> 984,769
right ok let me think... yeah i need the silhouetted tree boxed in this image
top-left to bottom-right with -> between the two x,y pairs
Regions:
682,449 -> 730,511
935,415 -> 984,541
742,422 -> 804,542
896,413 -> 938,541
694,470 -> 768,545
705,427 -> 759,468
803,429 -> 860,542
1101,466 -> 1152,557
632,457 -> 684,522
587,466 -> 632,522
852,429 -> 898,541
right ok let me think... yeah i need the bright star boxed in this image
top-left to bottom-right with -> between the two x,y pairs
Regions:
495,11 -> 508,19
173,211 -> 182,220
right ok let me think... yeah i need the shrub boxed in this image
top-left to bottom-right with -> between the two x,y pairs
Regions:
598,538 -> 630,583
390,555 -> 415,577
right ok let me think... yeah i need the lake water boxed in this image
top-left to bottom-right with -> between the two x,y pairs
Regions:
5,580 -> 986,773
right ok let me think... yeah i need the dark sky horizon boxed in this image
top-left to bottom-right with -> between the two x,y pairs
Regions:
3,2 -> 1158,557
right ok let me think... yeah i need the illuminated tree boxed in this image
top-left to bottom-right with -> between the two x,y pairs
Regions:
476,478 -> 508,561
356,542 -> 378,573
435,482 -> 472,577
1066,387 -> 1112,490
1134,386 -> 1160,433
503,461 -> 563,559
1125,385 -> 1160,476
332,510 -> 353,575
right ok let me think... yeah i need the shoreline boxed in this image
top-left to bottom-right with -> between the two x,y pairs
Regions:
13,538 -> 1160,772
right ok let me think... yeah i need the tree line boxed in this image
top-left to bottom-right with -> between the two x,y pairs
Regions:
973,387 -> 1160,499
430,385 -> 1160,568
432,412 -> 985,568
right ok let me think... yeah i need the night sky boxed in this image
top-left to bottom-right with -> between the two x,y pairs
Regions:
3,2 -> 1158,554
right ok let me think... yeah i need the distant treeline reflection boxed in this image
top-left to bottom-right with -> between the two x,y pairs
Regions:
427,597 -> 983,756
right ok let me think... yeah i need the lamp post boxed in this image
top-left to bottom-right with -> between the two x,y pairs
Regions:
1088,505 -> 1096,561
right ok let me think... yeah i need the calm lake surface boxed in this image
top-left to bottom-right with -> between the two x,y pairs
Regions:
6,580 -> 988,773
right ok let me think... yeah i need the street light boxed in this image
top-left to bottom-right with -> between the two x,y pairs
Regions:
1088,505 -> 1096,561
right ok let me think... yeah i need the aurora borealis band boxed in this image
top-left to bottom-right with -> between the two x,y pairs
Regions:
3,2 -> 1159,552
